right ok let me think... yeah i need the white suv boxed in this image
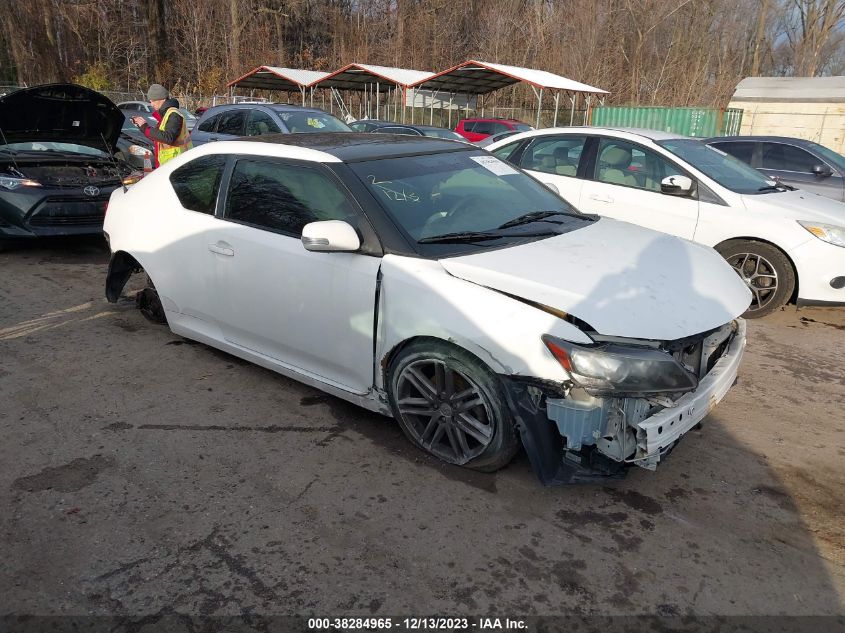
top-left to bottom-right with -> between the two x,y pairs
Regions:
488,127 -> 845,317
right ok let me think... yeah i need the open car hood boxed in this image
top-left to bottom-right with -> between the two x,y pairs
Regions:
0,83 -> 124,152
440,217 -> 752,340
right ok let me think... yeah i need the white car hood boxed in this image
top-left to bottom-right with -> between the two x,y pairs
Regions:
741,189 -> 845,224
439,218 -> 751,340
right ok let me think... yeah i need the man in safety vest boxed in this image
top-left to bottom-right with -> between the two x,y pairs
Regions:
131,84 -> 192,168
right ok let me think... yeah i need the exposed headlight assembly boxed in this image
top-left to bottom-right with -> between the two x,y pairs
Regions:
798,220 -> 845,248
542,335 -> 698,395
0,176 -> 41,190
127,144 -> 151,157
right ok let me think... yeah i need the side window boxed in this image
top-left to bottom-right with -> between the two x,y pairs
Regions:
169,154 -> 227,214
379,126 -> 421,135
711,141 -> 755,165
121,104 -> 138,112
216,109 -> 247,136
197,113 -> 220,133
245,110 -> 281,136
462,121 -> 477,132
521,136 -> 586,177
224,159 -> 358,237
595,138 -> 681,192
761,143 -> 820,173
491,141 -> 521,163
473,122 -> 495,135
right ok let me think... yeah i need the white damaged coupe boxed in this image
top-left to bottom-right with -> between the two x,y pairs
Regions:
104,133 -> 751,484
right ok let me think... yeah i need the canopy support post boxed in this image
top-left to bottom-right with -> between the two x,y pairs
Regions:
448,94 -> 454,128
570,92 -> 577,126
553,92 -> 560,127
376,82 -> 380,119
584,94 -> 592,125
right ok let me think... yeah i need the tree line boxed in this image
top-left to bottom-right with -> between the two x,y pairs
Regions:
1,0 -> 844,108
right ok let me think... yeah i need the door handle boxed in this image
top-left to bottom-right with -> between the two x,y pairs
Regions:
208,242 -> 234,257
589,193 -> 614,203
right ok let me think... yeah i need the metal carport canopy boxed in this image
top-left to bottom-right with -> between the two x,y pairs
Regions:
409,59 -> 608,127
307,63 -> 435,121
409,59 -> 608,95
308,63 -> 435,90
227,66 -> 330,92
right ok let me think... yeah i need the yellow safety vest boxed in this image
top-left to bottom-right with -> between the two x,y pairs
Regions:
156,107 -> 192,166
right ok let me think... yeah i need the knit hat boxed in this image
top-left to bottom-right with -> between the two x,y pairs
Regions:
147,84 -> 169,101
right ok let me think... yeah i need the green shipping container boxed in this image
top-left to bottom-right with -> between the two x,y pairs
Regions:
590,106 -> 743,137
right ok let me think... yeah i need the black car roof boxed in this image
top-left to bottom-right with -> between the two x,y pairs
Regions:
240,132 -> 473,162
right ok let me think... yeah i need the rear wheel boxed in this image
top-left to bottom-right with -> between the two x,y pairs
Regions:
716,239 -> 795,318
387,340 -> 519,472
136,275 -> 167,324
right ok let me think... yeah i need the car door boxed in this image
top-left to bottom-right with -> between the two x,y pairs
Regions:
152,154 -> 229,328
759,141 -> 845,201
578,137 -> 699,239
213,108 -> 248,141
515,134 -> 588,206
209,157 -> 382,393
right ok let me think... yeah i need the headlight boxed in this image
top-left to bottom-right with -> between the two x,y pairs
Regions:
0,176 -> 41,190
542,335 -> 698,395
798,220 -> 845,248
127,144 -> 151,157
122,172 -> 143,185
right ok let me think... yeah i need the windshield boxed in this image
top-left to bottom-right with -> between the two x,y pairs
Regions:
657,139 -> 777,194
349,150 -> 594,256
276,111 -> 351,133
804,141 -> 845,172
422,128 -> 465,140
0,142 -> 109,157
513,123 -> 534,132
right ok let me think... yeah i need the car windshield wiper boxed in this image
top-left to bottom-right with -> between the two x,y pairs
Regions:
757,183 -> 794,193
417,229 -> 556,244
497,210 -> 593,229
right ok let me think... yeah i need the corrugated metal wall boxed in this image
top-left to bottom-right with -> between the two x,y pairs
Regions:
590,106 -> 743,137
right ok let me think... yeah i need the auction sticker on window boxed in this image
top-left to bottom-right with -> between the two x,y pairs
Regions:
470,155 -> 519,176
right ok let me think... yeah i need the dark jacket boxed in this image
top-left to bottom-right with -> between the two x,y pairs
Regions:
141,98 -> 184,145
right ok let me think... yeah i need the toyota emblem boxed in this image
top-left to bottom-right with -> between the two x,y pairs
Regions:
83,185 -> 100,197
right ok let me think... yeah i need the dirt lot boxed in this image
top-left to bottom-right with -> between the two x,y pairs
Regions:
1,238 -> 843,625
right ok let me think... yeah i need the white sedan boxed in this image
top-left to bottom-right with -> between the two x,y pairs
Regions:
488,127 -> 845,317
104,133 -> 750,484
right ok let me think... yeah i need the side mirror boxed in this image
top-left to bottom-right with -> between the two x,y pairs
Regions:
661,175 -> 694,196
812,164 -> 833,177
301,220 -> 361,252
544,182 -> 560,195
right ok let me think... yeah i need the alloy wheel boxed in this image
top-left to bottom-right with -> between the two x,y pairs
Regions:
395,359 -> 494,464
726,252 -> 779,313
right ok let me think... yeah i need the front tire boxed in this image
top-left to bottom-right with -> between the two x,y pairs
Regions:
716,239 -> 795,318
386,340 -> 519,472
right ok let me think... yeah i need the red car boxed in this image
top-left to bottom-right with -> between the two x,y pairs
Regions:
455,117 -> 534,143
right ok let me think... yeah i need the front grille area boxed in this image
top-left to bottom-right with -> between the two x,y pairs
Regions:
28,197 -> 108,227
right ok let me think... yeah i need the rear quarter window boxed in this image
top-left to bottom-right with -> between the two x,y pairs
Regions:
169,154 -> 227,214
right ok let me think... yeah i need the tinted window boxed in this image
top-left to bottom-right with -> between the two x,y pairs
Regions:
472,122 -> 495,135
120,104 -> 140,112
348,121 -> 368,132
217,109 -> 247,135
197,113 -> 221,133
711,141 -> 755,164
491,122 -> 511,134
224,159 -> 357,236
275,110 -> 351,133
522,136 -> 586,177
169,155 -> 227,214
378,126 -> 422,135
422,128 -> 465,140
761,143 -> 820,172
461,121 -> 477,132
245,110 -> 281,136
596,139 -> 679,192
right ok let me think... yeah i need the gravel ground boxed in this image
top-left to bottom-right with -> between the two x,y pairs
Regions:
0,237 -> 843,627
